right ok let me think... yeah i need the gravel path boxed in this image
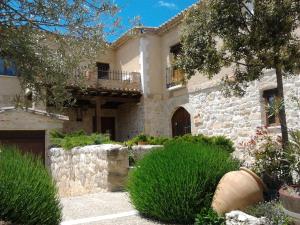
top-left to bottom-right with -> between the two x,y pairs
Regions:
61,192 -> 176,225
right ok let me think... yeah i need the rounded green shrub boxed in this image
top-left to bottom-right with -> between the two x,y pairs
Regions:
127,141 -> 239,224
0,146 -> 62,225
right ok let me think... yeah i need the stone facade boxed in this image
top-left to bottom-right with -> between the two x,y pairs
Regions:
139,71 -> 300,160
49,144 -> 129,197
1,3 -> 300,165
117,101 -> 144,140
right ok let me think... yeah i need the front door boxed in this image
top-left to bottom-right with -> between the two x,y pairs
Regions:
172,107 -> 191,137
101,117 -> 116,140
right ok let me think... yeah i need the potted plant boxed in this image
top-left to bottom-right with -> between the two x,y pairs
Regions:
136,134 -> 148,145
279,130 -> 300,225
279,185 -> 300,225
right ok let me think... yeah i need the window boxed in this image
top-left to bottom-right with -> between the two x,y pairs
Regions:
263,89 -> 280,126
0,59 -> 17,76
170,43 -> 182,58
96,63 -> 109,79
166,43 -> 184,88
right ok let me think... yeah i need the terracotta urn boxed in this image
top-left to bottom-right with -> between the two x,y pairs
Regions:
279,185 -> 300,225
212,167 -> 266,215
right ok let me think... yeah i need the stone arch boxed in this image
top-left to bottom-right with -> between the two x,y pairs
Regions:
171,107 -> 191,137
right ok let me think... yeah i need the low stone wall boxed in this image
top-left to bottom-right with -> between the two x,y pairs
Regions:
49,144 -> 129,197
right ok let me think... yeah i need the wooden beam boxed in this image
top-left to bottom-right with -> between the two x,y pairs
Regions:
95,97 -> 102,133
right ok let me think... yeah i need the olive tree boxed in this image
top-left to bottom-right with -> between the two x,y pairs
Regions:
0,0 -> 119,109
177,0 -> 300,147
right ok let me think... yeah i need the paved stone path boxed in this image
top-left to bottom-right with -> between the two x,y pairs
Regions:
61,192 -> 176,225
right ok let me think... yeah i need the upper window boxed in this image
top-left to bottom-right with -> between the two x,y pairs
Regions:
263,89 -> 280,127
166,43 -> 184,88
170,43 -> 182,59
97,62 -> 110,79
0,59 -> 17,76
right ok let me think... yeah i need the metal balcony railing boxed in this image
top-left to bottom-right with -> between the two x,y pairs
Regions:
97,70 -> 139,83
84,69 -> 141,91
166,67 -> 185,88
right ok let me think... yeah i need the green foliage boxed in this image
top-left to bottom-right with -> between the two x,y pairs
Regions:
195,208 -> 225,225
125,134 -> 234,153
287,130 -> 300,183
127,141 -> 239,224
244,127 -> 300,192
125,134 -> 170,147
245,201 -> 293,225
0,146 -> 62,225
50,130 -> 111,150
242,127 -> 290,195
0,0 -> 119,108
171,134 -> 235,153
177,0 -> 300,96
135,133 -> 148,142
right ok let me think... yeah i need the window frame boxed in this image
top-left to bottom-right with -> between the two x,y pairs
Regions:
96,62 -> 110,79
263,88 -> 280,127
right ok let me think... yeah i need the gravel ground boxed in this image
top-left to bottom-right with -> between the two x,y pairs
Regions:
61,192 -> 176,225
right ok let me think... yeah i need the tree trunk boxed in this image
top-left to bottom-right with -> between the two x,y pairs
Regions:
275,65 -> 289,149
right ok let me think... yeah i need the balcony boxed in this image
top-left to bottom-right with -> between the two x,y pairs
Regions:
166,67 -> 185,88
84,69 -> 142,93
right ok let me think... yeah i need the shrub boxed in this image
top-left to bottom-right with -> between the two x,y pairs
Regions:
127,141 -> 239,224
125,134 -> 234,153
172,134 -> 235,153
195,208 -> 225,225
287,130 -> 300,184
50,130 -> 111,150
241,127 -> 293,196
245,200 -> 292,225
0,146 -> 62,225
125,134 -> 170,147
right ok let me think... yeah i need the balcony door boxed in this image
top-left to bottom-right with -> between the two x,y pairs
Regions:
172,107 -> 191,137
97,62 -> 109,79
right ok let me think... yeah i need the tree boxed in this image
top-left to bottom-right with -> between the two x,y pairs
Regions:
0,0 -> 119,109
176,0 -> 300,148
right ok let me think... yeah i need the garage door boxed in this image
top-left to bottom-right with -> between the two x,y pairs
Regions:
0,130 -> 45,163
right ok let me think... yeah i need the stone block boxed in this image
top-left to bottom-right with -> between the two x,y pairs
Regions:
225,211 -> 271,225
49,144 -> 129,197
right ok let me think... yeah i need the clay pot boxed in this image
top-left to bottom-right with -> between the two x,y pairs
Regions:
279,185 -> 300,225
212,167 -> 266,215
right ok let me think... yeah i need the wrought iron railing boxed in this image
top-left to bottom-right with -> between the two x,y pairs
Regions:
97,70 -> 139,83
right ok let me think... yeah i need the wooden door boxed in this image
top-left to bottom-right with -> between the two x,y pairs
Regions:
172,107 -> 191,137
101,117 -> 116,140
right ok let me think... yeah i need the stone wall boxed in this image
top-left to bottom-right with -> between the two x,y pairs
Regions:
140,72 -> 300,162
189,72 -> 300,159
49,144 -> 129,197
117,101 -> 145,141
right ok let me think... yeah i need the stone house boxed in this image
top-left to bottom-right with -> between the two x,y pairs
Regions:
0,4 -> 300,162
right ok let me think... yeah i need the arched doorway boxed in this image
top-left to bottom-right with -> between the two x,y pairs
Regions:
171,107 -> 191,137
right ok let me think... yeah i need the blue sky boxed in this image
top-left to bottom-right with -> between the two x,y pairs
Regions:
107,0 -> 197,42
